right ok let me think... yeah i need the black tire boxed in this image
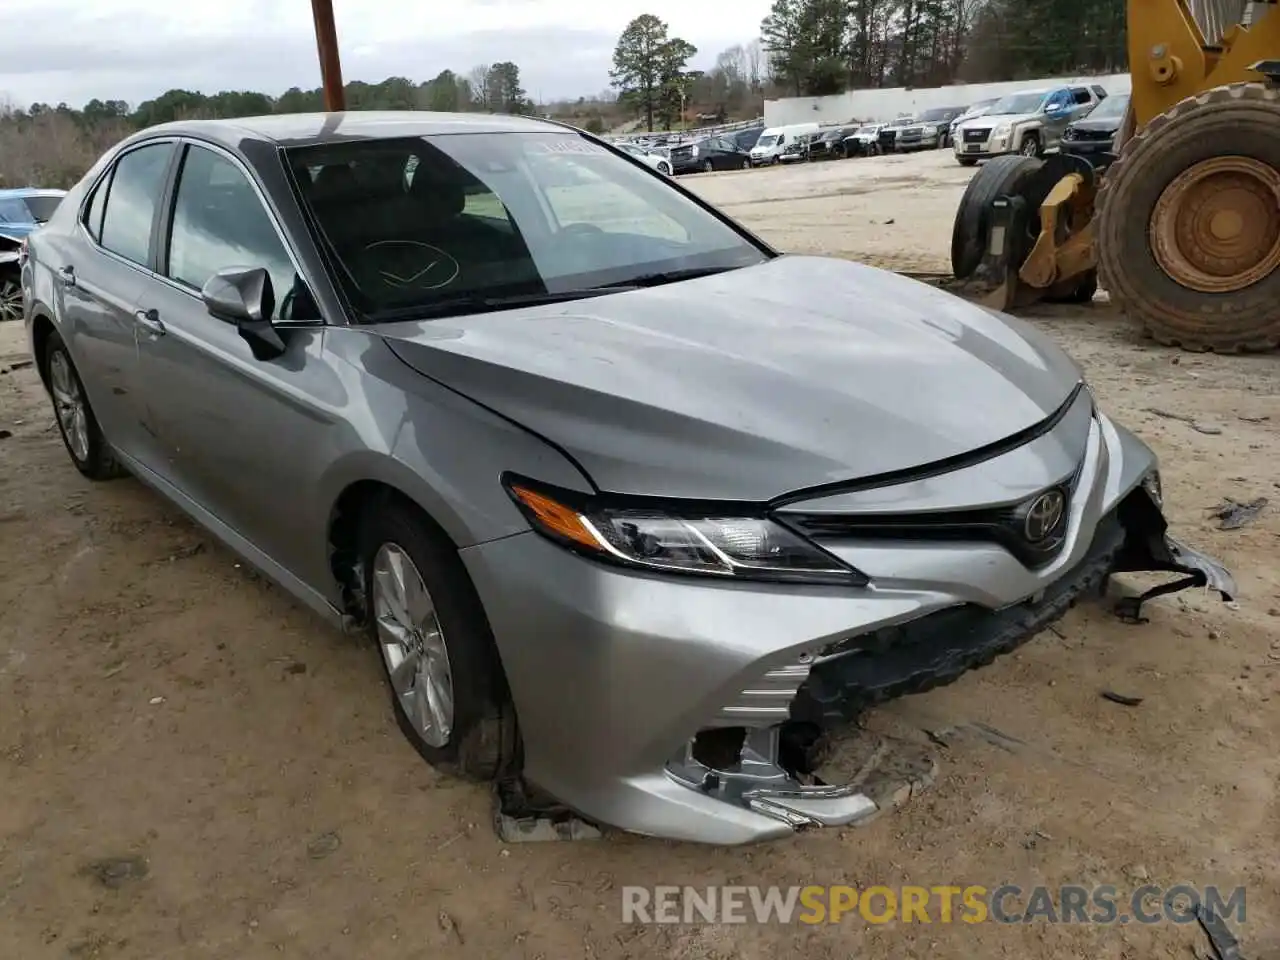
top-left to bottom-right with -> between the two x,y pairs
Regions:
42,328 -> 125,481
703,159 -> 714,173
950,154 -> 1044,280
1097,82 -> 1280,352
0,267 -> 22,324
1019,132 -> 1043,157
358,497 -> 518,781
957,156 -> 978,167
741,157 -> 751,169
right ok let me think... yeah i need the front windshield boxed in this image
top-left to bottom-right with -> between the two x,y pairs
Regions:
288,132 -> 767,319
1087,94 -> 1130,119
856,125 -> 878,134
919,108 -> 955,121
988,92 -> 1048,115
756,134 -> 777,147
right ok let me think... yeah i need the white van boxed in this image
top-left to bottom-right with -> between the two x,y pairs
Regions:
749,123 -> 821,165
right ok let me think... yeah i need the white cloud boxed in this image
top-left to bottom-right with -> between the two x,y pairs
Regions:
0,0 -> 771,108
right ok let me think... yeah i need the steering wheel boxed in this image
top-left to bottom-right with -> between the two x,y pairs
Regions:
361,239 -> 460,292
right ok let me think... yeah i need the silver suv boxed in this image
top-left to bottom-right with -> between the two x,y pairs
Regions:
953,85 -> 1106,166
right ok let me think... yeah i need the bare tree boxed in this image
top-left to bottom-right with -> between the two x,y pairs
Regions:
468,64 -> 491,109
745,39 -> 764,92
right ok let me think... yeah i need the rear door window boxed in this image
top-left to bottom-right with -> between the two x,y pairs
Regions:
99,143 -> 174,266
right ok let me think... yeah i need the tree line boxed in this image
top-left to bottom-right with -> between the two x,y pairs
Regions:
0,63 -> 540,189
760,0 -> 1128,96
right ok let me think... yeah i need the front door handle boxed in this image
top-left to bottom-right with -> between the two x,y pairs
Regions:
58,265 -> 76,288
134,308 -> 165,337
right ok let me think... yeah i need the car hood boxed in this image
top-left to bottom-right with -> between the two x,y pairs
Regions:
1069,117 -> 1121,134
0,223 -> 35,241
378,256 -> 1082,501
959,112 -> 1036,129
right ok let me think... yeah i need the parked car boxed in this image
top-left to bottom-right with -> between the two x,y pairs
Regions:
1061,92 -> 1131,170
0,187 -> 67,322
732,127 -> 765,152
842,123 -> 885,157
953,85 -> 1104,165
615,141 -> 673,175
894,107 -> 966,151
749,123 -> 821,164
22,112 -> 1234,845
668,135 -> 752,173
876,116 -> 917,154
949,98 -> 999,142
806,127 -> 856,160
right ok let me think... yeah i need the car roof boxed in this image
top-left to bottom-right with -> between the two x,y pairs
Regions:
126,111 -> 566,149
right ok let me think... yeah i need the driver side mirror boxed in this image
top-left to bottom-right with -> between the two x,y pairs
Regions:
201,266 -> 286,361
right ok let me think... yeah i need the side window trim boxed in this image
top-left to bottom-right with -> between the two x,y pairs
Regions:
155,138 -> 322,327
77,138 -> 181,271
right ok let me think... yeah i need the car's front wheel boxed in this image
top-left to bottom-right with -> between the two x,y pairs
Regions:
43,329 -> 125,480
359,497 -> 517,781
702,159 -> 714,173
657,160 -> 671,175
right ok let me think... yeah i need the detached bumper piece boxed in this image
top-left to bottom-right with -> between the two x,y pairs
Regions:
661,487 -> 1234,837
1111,487 -> 1236,623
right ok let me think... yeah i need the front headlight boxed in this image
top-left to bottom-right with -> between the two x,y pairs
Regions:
505,476 -> 866,586
992,121 -> 1013,137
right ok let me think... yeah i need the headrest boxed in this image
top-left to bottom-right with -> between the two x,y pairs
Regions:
407,163 -> 466,219
311,164 -> 358,204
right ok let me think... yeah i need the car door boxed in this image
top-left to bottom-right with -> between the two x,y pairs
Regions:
1041,89 -> 1076,146
130,140 -> 331,579
56,140 -> 178,467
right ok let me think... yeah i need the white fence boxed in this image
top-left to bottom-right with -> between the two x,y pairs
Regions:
764,73 -> 1133,127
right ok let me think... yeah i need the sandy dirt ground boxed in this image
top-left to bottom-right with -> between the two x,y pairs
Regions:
2,148 -> 1279,960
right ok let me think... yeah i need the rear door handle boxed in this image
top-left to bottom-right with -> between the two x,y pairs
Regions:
58,266 -> 76,288
134,308 -> 165,337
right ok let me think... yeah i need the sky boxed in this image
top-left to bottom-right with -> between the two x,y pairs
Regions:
0,0 -> 773,110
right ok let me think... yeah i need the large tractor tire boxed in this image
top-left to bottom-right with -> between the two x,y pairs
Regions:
1096,83 -> 1280,352
951,154 -> 1043,280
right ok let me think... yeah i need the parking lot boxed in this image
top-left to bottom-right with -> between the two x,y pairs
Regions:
2,147 -> 1279,960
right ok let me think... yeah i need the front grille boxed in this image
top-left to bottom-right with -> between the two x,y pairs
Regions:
1073,128 -> 1115,142
786,465 -> 1084,570
964,127 -> 990,142
789,512 -> 1125,725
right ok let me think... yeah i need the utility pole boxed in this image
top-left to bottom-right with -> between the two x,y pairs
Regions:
310,0 -> 345,111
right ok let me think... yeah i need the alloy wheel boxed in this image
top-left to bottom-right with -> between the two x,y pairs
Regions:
0,277 -> 21,324
372,542 -> 455,748
48,350 -> 89,462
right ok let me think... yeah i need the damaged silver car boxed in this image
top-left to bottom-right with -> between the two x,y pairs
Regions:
22,113 -> 1234,845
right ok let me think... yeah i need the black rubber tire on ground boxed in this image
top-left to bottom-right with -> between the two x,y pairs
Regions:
1096,82 -> 1280,352
957,156 -> 978,167
703,159 -> 714,173
1019,132 -> 1042,157
42,328 -> 126,481
741,157 -> 751,169
950,154 -> 1044,280
358,496 -> 518,781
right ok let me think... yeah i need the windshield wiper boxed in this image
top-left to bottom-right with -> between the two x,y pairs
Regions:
367,287 -> 640,323
598,265 -> 741,289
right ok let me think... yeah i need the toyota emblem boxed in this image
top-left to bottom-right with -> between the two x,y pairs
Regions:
1024,490 -> 1066,543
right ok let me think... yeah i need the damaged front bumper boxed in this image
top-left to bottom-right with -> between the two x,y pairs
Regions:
461,405 -> 1235,844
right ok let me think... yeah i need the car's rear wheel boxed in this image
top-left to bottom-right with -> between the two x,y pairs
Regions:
658,160 -> 671,175
359,497 -> 517,781
43,329 -> 125,480
0,271 -> 22,324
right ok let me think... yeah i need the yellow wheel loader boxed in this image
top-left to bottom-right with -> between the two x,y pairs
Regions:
951,0 -> 1280,352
